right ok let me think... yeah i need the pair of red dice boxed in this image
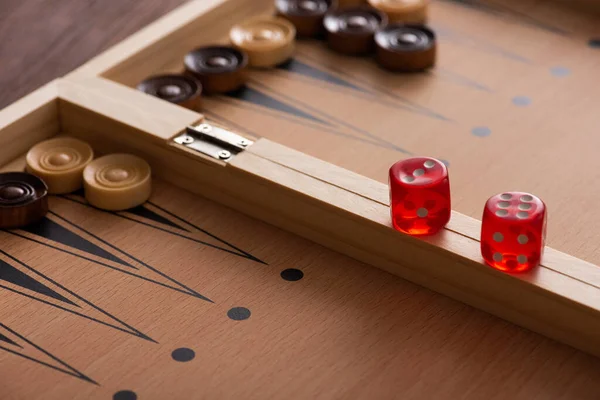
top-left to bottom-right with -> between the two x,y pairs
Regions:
388,157 -> 547,273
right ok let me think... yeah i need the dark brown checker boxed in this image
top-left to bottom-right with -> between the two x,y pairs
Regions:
275,0 -> 336,37
184,46 -> 248,94
375,24 -> 436,71
137,74 -> 202,109
323,6 -> 388,55
0,172 -> 48,229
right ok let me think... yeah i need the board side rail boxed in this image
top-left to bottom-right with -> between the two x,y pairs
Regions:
56,77 -> 600,357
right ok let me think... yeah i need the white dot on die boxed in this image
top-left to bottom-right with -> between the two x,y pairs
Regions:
520,195 -> 533,202
498,201 -> 510,208
518,203 -> 532,211
493,252 -> 503,262
413,169 -> 425,177
496,209 -> 508,217
401,175 -> 415,183
517,255 -> 528,264
517,211 -> 529,219
417,208 -> 428,218
518,234 -> 529,244
424,160 -> 436,168
493,232 -> 503,242
500,193 -> 512,200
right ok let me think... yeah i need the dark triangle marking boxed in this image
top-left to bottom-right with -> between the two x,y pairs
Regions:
5,230 -> 205,297
48,210 -> 213,303
296,51 -> 451,122
0,323 -> 97,384
361,80 -> 451,121
147,201 -> 266,265
273,59 -> 443,119
0,258 -> 75,306
21,218 -> 133,268
441,0 -> 568,35
208,100 -> 395,151
0,249 -> 155,341
0,332 -> 21,348
226,86 -> 331,126
278,59 -> 368,93
434,24 -> 530,63
59,196 -> 258,265
125,205 -> 188,231
203,109 -> 257,137
436,68 -> 493,92
249,79 -> 412,154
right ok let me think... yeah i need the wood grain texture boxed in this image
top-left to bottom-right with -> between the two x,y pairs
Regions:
2,89 -> 600,397
1,177 -> 599,399
2,0 -> 600,398
68,0 -> 600,270
0,0 -> 189,109
40,77 -> 600,357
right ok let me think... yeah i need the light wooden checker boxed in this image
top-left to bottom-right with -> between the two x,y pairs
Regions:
0,0 -> 600,398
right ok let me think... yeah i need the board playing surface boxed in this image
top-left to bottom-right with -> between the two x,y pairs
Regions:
2,0 -> 600,399
105,0 -> 600,266
1,176 -> 600,399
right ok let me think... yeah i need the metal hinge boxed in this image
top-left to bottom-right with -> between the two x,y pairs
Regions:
173,122 -> 253,161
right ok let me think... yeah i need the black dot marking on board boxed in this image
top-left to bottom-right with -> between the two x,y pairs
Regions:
589,38 -> 600,48
113,390 -> 137,400
227,307 -> 251,321
281,268 -> 304,281
172,348 -> 196,362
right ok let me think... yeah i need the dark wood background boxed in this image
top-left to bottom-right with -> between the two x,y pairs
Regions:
0,0 -> 189,109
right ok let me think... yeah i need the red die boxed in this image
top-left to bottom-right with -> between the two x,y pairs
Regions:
481,192 -> 547,273
388,157 -> 451,235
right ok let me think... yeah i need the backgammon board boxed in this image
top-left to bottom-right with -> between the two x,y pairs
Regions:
1,0 -> 600,398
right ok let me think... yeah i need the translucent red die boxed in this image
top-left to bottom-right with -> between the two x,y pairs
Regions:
481,192 -> 547,273
388,157 -> 451,235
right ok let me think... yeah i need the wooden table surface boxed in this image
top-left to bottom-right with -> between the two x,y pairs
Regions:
0,0 -> 189,109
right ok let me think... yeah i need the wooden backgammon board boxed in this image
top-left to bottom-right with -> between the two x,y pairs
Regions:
2,0 -> 600,398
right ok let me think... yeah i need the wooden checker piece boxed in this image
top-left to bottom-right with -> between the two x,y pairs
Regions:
368,0 -> 428,23
0,172 -> 48,229
230,17 -> 296,68
26,137 -> 94,194
137,74 -> 202,109
83,154 -> 152,211
375,24 -> 436,71
323,7 -> 388,55
184,46 -> 248,94
275,0 -> 336,38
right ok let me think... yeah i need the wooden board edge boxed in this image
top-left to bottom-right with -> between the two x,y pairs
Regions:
52,77 -> 600,357
57,77 -> 202,141
248,139 -> 600,287
0,80 -> 60,166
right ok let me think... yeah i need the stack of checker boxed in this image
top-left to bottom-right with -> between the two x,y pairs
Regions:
136,0 -> 436,111
0,138 -> 153,229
